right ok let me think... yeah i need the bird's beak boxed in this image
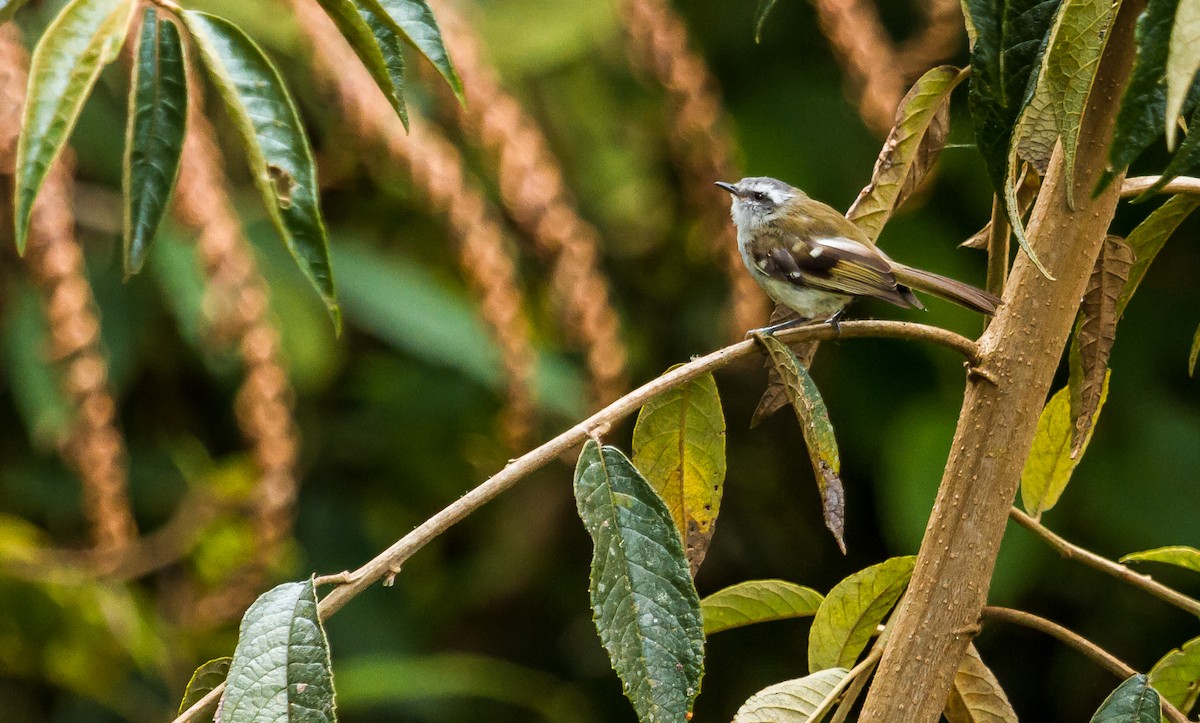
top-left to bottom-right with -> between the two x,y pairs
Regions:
714,181 -> 739,196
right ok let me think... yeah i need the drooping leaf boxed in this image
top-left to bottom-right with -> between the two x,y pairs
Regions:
846,65 -> 964,241
178,657 -> 231,716
1165,0 -> 1200,148
1189,323 -> 1200,375
701,580 -> 824,635
751,306 -> 818,427
1090,674 -> 1161,723
1148,636 -> 1200,715
1121,545 -> 1200,573
573,441 -> 704,722
1142,102 -> 1200,196
944,644 -> 1019,723
808,556 -> 916,672
1119,195 -> 1200,315
0,0 -> 31,24
1068,236 -> 1132,457
632,370 -> 726,575
14,0 -> 136,253
123,9 -> 187,276
314,0 -> 407,125
365,0 -> 462,100
1021,376 -> 1109,517
732,668 -> 850,723
218,578 -> 336,723
756,333 -> 845,552
183,11 -> 340,330
754,0 -> 780,42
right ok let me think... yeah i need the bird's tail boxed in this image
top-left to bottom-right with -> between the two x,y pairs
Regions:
892,264 -> 1000,315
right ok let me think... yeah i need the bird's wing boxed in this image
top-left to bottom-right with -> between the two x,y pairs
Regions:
750,229 -> 916,305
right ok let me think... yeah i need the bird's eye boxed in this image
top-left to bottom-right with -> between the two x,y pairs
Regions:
751,191 -> 767,202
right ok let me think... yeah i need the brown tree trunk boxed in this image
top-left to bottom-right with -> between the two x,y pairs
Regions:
858,3 -> 1145,720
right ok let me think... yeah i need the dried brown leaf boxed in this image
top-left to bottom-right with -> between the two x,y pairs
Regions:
751,304 -> 818,427
944,644 -> 1018,723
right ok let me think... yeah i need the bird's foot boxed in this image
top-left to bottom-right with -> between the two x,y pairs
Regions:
825,310 -> 845,337
745,316 -> 814,339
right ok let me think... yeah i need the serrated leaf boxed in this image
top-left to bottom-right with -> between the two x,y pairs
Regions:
808,556 -> 916,672
732,668 -> 850,722
1090,674 -> 1161,723
701,580 -> 824,635
1149,636 -> 1200,714
944,644 -> 1018,723
1189,323 -> 1200,375
573,441 -> 704,722
14,0 -> 136,253
1068,235 -> 1132,457
218,578 -> 336,723
183,11 -> 340,331
756,334 -> 845,552
1165,0 -> 1200,148
366,0 -> 462,100
1119,195 -> 1200,315
314,0 -> 407,126
632,370 -> 726,575
1121,545 -> 1200,573
123,10 -> 187,276
754,0 -> 779,42
751,306 -> 818,427
0,0 -> 31,24
1021,376 -> 1109,516
846,65 -> 964,241
178,657 -> 231,716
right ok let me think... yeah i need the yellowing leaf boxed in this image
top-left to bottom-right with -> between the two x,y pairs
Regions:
944,644 -> 1018,723
732,668 -> 850,723
1166,0 -> 1200,148
1148,636 -> 1200,715
1021,375 -> 1109,517
701,580 -> 824,635
178,657 -> 231,716
1121,545 -> 1200,573
1189,322 -> 1200,376
632,369 -> 726,574
808,556 -> 916,672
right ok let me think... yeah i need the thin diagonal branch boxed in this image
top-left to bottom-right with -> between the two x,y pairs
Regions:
1121,175 -> 1200,197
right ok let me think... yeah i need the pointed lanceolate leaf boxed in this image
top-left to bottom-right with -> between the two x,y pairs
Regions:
751,306 -> 818,427
1148,636 -> 1200,714
1068,236 -> 1132,457
314,0 -> 407,126
1142,102 -> 1200,197
1090,674 -> 1161,723
358,3 -> 408,127
573,441 -> 704,722
754,0 -> 779,42
178,657 -> 231,716
218,578 -> 336,723
808,556 -> 916,672
701,580 -> 824,635
14,0 -> 136,253
1021,377 -> 1109,517
1165,0 -> 1200,148
183,11 -> 340,330
757,334 -> 845,552
123,10 -> 187,276
732,668 -> 850,723
632,369 -> 726,575
365,0 -> 462,100
846,65 -> 964,241
1119,195 -> 1200,315
944,644 -> 1018,723
1121,545 -> 1200,573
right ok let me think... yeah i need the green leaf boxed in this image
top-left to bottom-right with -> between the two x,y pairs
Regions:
178,657 -> 231,716
0,0 -> 31,24
732,668 -> 850,723
182,11 -> 340,330
123,10 -> 187,276
1090,674 -> 1161,723
808,556 -> 916,672
1119,195 -> 1200,315
314,0 -> 407,126
365,0 -> 462,100
756,334 -> 845,552
14,0 -> 136,253
573,441 -> 704,722
701,580 -> 824,635
944,644 -> 1018,723
1165,0 -> 1200,148
754,0 -> 779,42
1142,102 -> 1200,196
1148,636 -> 1200,715
846,66 -> 965,242
218,578 -> 337,722
1121,545 -> 1200,573
632,369 -> 726,574
1021,376 -> 1109,517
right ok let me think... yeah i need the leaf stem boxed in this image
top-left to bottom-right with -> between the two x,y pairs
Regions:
1009,507 -> 1200,617
985,195 -> 1009,301
980,606 -> 1188,723
811,646 -> 885,723
1121,175 -> 1200,197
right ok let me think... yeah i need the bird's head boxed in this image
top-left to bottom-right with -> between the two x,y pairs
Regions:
715,176 -> 805,230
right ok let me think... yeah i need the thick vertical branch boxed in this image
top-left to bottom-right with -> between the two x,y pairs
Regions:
858,5 -> 1144,721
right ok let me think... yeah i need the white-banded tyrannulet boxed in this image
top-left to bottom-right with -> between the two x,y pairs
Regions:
716,177 -> 999,332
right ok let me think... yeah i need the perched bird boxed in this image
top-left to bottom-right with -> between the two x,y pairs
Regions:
716,176 -> 999,332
